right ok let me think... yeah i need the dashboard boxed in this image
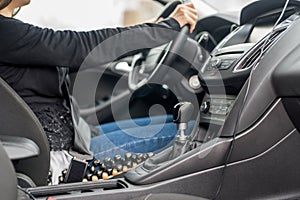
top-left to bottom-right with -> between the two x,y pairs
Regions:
196,6 -> 300,132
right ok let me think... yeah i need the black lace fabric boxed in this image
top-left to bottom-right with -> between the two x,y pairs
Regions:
29,102 -> 74,151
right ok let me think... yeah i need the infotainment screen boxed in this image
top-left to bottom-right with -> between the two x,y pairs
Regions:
247,7 -> 296,43
247,24 -> 273,43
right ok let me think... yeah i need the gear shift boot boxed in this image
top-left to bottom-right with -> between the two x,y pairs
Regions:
169,139 -> 190,159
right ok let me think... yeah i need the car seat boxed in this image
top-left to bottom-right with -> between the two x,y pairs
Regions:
0,77 -> 50,186
0,140 -> 18,200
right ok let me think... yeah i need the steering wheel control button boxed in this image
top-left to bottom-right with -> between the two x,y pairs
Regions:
189,75 -> 201,89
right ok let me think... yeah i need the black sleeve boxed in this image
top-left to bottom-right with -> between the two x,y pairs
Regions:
0,17 -> 180,69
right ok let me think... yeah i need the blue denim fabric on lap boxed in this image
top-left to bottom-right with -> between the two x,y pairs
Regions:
90,115 -> 194,161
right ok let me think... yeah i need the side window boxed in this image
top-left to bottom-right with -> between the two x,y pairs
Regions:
123,0 -> 164,26
16,0 -> 164,30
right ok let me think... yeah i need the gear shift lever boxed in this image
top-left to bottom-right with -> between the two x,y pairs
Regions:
173,102 -> 194,141
134,102 -> 195,171
169,102 -> 194,159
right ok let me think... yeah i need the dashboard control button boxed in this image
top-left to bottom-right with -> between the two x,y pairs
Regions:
189,75 -> 201,89
211,58 -> 222,68
200,101 -> 210,113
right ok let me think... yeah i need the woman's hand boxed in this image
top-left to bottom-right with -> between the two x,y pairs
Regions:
169,3 -> 198,33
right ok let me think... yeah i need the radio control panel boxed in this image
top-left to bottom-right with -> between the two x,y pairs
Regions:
200,94 -> 236,125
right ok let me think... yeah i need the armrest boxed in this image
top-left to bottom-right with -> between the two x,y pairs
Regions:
0,135 -> 40,160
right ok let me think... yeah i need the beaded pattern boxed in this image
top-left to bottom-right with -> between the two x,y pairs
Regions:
52,152 -> 155,184
30,103 -> 74,151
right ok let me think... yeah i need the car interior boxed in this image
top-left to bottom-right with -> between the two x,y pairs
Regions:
2,0 -> 300,199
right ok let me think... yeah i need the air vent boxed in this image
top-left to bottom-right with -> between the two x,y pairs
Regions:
233,26 -> 287,72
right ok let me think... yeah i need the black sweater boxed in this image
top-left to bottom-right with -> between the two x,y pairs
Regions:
0,14 -> 180,155
0,15 -> 180,103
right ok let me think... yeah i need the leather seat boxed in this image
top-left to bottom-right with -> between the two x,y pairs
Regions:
0,77 -> 50,186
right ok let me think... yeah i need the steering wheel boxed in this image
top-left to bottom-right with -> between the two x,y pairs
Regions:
156,0 -> 182,19
128,25 -> 190,91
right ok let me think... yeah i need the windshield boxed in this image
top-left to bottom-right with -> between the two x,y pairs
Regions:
201,0 -> 256,12
187,0 -> 257,19
17,0 -> 163,30
17,0 -> 257,30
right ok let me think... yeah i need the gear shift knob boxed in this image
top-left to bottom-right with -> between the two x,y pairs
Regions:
173,102 -> 194,141
173,102 -> 194,124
